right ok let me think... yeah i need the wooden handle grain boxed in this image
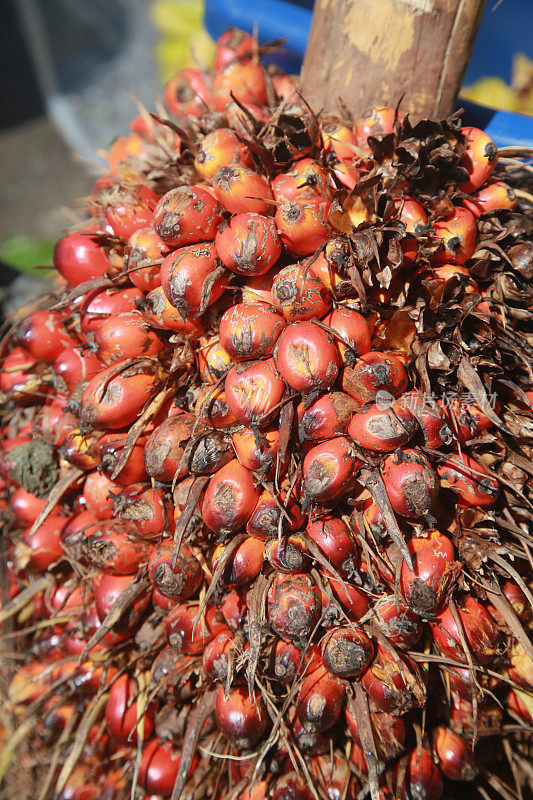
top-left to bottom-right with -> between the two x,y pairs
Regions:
301,0 -> 487,119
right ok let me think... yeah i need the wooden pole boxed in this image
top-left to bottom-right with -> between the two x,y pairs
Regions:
301,0 -> 487,120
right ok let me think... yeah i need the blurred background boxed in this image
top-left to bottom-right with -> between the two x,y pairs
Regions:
0,0 -> 531,311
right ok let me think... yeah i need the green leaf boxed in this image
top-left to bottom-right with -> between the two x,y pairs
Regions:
0,235 -> 55,277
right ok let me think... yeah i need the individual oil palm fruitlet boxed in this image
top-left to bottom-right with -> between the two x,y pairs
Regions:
1,25 -> 533,800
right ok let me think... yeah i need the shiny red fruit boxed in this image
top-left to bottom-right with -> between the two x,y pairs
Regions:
154,185 -> 223,247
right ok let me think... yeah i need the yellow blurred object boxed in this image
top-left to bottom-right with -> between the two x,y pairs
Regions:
461,52 -> 533,116
151,0 -> 215,83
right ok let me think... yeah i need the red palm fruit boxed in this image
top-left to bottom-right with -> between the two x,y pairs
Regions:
501,580 -> 532,624
94,573 -> 149,633
115,484 -> 171,535
306,252 -> 351,297
103,184 -> 158,239
224,358 -> 285,426
15,514 -> 66,572
400,747 -> 443,800
275,197 -> 331,256
212,59 -> 267,110
16,309 -> 75,362
93,312 -> 165,364
214,27 -> 255,69
356,106 -> 400,145
33,398 -> 77,446
296,665 -> 346,732
507,642 -> 533,690
80,286 -> 144,334
348,401 -> 418,452
322,122 -> 359,166
49,582 -> 87,614
0,346 -> 39,398
81,520 -> 151,575
197,336 -> 232,383
126,226 -> 168,291
331,160 -> 360,190
195,128 -> 252,179
201,459 -> 259,534
444,395 -> 497,443
80,359 -> 161,431
272,640 -> 302,681
8,660 -> 51,705
185,430 -> 235,476
107,133 -> 148,173
213,164 -> 273,215
216,213 -> 281,276
140,739 -> 197,798
165,603 -> 225,653
432,207 -> 477,265
196,385 -> 237,427
267,573 -> 322,640
346,706 -> 406,762
399,391 -> 453,449
54,344 -> 102,392
83,471 -> 121,520
342,351 -> 408,404
212,536 -> 265,586
246,487 -> 305,539
327,575 -> 370,620
218,302 -> 286,360
9,487 -> 47,526
142,286 -> 206,334
381,448 -> 438,518
400,531 -> 458,616
38,698 -> 79,743
272,264 -> 331,322
265,535 -> 308,574
164,67 -> 211,116
393,196 -> 428,263
322,307 -> 372,363
360,497 -> 388,541
462,179 -> 516,218
241,268 -> 276,304
322,627 -> 374,678
105,675 -> 154,744
429,262 -> 478,293
271,158 -> 330,203
272,775 -> 315,800
154,186 -> 223,247
508,689 -> 533,724
458,126 -> 498,192
437,453 -> 498,507
374,599 -> 424,649
58,429 -> 101,471
60,510 -> 98,554
148,543 -> 202,599
222,588 -> 248,631
362,644 -> 426,714
306,516 -> 357,574
215,685 -> 268,749
232,425 -> 280,477
433,726 -> 478,781
302,436 -> 359,504
202,629 -> 235,681
297,391 -> 359,449
62,601 -> 120,655
275,321 -> 338,393
53,227 -> 111,286
160,243 -> 225,319
144,413 -> 194,482
272,72 -> 299,99
432,597 -> 501,663
98,433 -> 149,485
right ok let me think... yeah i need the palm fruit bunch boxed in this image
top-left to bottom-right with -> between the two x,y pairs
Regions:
1,25 -> 533,800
